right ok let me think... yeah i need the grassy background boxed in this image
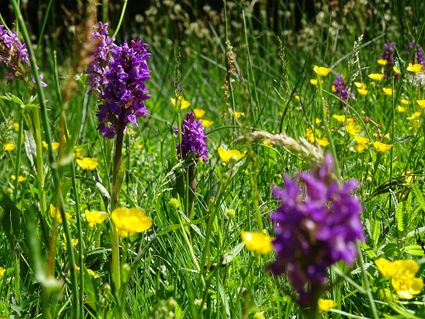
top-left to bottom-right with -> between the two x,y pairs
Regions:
0,0 -> 425,318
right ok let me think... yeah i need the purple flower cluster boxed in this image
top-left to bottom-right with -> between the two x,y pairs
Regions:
332,75 -> 352,102
87,22 -> 151,138
87,22 -> 115,93
408,40 -> 425,70
0,25 -> 29,82
176,112 -> 208,162
381,42 -> 396,77
269,154 -> 364,305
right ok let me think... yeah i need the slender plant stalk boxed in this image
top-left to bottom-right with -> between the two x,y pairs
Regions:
113,0 -> 128,38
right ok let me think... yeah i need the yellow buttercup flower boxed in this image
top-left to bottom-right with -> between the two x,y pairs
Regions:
393,65 -> 401,75
76,157 -> 98,170
310,79 -> 323,86
171,95 -> 191,110
218,146 -> 244,162
345,121 -> 362,135
372,141 -> 393,153
193,108 -> 205,118
354,143 -> 368,153
407,63 -> 423,73
50,204 -> 72,223
306,128 -> 316,143
201,119 -> 213,127
318,298 -> 336,312
241,231 -> 273,254
315,117 -> 322,124
85,210 -> 108,228
416,100 -> 425,108
354,135 -> 368,144
231,111 -> 244,119
3,143 -> 16,151
0,267 -> 5,279
42,141 -> 60,150
406,111 -> 422,121
396,105 -> 406,113
316,137 -> 329,147
368,73 -> 384,81
354,82 -> 367,89
11,175 -> 26,183
313,65 -> 331,77
294,95 -> 300,102
332,114 -> 346,123
400,99 -> 410,105
376,258 -> 424,299
111,207 -> 152,237
377,58 -> 388,66
357,88 -> 368,96
383,87 -> 393,96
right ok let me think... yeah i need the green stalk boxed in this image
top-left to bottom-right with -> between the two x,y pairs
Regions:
36,0 -> 54,52
10,1 -> 80,317
112,0 -> 128,38
12,114 -> 24,201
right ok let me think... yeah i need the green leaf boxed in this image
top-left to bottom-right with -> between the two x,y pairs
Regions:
0,187 -> 23,247
395,201 -> 404,232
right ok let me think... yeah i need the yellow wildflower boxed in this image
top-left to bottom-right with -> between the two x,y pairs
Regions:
171,95 -> 191,110
318,298 -> 336,312
368,73 -> 384,81
400,99 -> 410,105
11,175 -> 26,183
383,87 -> 393,96
376,258 -> 424,299
0,267 -> 5,279
331,85 -> 336,92
13,122 -> 19,132
407,63 -> 423,73
354,143 -> 368,153
262,139 -> 272,147
241,231 -> 273,254
231,111 -> 244,119
76,157 -> 98,170
354,135 -> 368,144
306,128 -> 315,143
393,65 -> 401,75
50,204 -> 72,223
313,65 -> 331,77
377,58 -> 388,66
316,137 -> 329,147
354,82 -> 367,89
416,100 -> 425,108
357,88 -> 368,96
201,119 -> 213,127
294,95 -> 300,102
3,143 -> 16,151
332,114 -> 346,123
310,79 -> 323,86
42,141 -> 60,150
193,108 -> 205,118
218,146 -> 244,163
87,269 -> 101,279
315,117 -> 322,124
396,105 -> 406,113
372,141 -> 393,153
345,122 -> 361,135
111,207 -> 152,237
406,111 -> 422,121
85,210 -> 108,228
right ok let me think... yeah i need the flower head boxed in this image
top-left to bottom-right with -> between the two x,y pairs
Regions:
218,146 -> 244,163
241,231 -> 273,254
84,210 -> 108,227
332,75 -> 353,102
171,96 -> 191,110
111,207 -> 152,237
76,157 -> 99,170
269,154 -> 364,305
176,112 -> 208,162
0,24 -> 29,82
313,65 -> 331,77
380,43 -> 396,78
3,143 -> 16,151
318,298 -> 336,312
88,22 -> 151,138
